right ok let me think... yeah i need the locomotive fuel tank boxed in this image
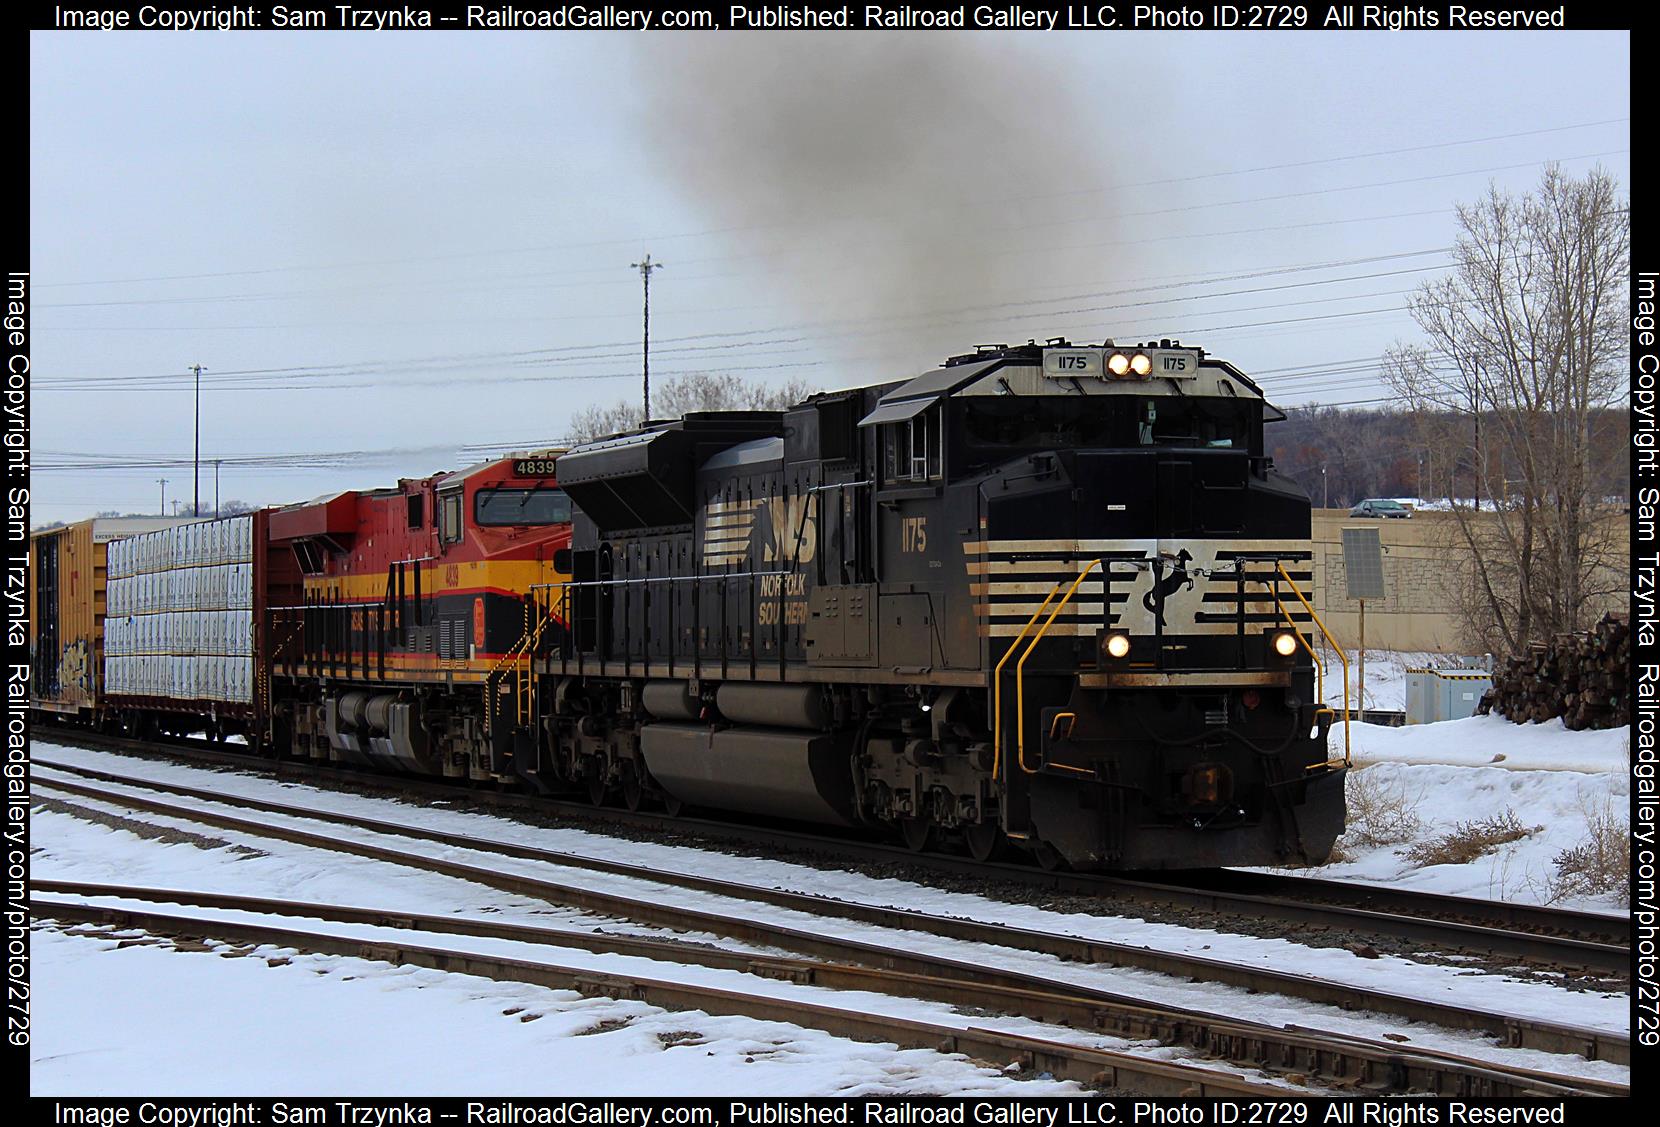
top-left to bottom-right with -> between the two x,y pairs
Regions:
639,723 -> 859,825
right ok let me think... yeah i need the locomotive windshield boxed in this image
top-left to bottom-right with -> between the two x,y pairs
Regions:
474,488 -> 573,526
958,395 -> 1254,457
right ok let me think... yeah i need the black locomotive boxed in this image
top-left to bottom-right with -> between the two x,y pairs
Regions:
517,339 -> 1346,870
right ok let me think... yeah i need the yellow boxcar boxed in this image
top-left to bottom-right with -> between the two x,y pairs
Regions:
30,517 -> 192,718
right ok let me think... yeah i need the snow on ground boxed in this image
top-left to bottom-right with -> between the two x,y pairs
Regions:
34,926 -> 1082,1097
1304,718 -> 1629,912
1349,713 -> 1628,774
28,805 -> 1628,1094
29,741 -> 1631,1094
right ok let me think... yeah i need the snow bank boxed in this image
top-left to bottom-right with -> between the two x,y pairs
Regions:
1312,724 -> 1629,911
1349,714 -> 1628,774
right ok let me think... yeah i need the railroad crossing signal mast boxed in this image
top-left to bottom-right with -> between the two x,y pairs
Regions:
631,255 -> 663,426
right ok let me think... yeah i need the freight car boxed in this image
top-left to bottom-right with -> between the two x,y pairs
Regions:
32,513 -> 302,744
509,339 -> 1348,870
101,511 -> 302,743
29,516 -> 195,725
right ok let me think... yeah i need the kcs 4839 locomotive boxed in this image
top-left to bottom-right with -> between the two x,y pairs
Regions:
32,339 -> 1347,871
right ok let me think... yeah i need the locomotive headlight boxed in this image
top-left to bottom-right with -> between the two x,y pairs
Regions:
1104,633 -> 1131,659
1106,352 -> 1131,376
1129,352 -> 1152,376
1272,631 -> 1299,657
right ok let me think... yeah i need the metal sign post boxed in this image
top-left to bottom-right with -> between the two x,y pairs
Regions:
1341,526 -> 1386,717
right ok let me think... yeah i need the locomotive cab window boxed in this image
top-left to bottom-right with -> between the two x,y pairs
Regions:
406,494 -> 424,529
1139,399 -> 1250,449
884,404 -> 943,483
439,489 -> 464,544
475,488 -> 573,526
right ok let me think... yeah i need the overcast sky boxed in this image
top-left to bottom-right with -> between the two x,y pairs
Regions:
30,30 -> 1629,524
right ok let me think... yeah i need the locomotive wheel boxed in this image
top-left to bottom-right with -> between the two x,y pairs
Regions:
662,793 -> 685,817
621,766 -> 645,813
963,822 -> 1007,863
1032,841 -> 1069,872
899,818 -> 935,853
586,769 -> 610,807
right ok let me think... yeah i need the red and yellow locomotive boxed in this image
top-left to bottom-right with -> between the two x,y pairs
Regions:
267,452 -> 571,783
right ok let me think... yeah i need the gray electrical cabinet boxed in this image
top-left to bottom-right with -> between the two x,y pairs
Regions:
1406,667 -> 1493,724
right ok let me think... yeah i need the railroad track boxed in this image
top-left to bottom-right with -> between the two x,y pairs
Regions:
33,752 -> 1631,1080
33,888 -> 1271,1098
1140,869 -> 1630,951
32,882 -> 1627,1098
34,729 -> 1632,974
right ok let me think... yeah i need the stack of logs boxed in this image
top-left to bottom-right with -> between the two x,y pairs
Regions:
1477,612 -> 1630,730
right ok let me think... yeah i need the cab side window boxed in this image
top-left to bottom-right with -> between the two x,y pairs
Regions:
439,490 -> 463,545
885,405 -> 943,483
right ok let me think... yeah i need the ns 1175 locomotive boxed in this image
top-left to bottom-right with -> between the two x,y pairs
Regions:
510,339 -> 1346,870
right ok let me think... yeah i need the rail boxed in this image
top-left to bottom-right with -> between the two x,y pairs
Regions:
33,750 -> 1633,1073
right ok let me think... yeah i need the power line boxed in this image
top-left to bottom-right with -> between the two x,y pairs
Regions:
38,248 -> 1462,392
36,117 -> 1627,291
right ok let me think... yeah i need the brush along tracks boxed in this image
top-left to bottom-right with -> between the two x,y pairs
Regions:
32,757 -> 1629,1094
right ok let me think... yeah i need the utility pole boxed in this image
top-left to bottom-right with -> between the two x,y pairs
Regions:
630,255 -> 663,425
213,459 -> 222,519
188,363 -> 207,515
158,478 -> 168,517
1321,464 -> 1328,508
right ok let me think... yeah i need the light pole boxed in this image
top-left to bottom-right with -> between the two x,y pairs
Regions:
158,478 -> 168,516
213,459 -> 222,518
630,255 -> 663,426
188,363 -> 207,515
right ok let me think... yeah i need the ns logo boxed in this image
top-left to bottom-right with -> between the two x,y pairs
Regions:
761,494 -> 818,564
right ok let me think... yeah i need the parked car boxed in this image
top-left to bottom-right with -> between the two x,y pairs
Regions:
1349,498 -> 1412,518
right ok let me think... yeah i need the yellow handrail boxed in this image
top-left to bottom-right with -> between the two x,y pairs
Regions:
1259,586 -> 1325,717
991,581 -> 1064,781
487,589 -> 564,732
1272,561 -> 1350,768
1016,559 -> 1104,774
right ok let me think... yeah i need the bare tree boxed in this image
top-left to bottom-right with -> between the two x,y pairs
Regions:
567,374 -> 821,443
1384,165 -> 1628,654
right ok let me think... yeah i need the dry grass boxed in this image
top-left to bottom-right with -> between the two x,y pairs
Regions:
1341,767 -> 1424,849
1549,797 -> 1630,904
1403,809 -> 1534,867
